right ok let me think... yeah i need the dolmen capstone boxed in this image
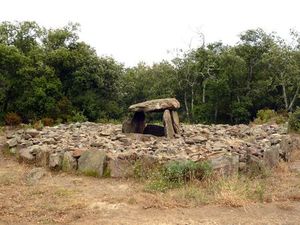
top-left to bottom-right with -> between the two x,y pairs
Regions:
122,98 -> 181,138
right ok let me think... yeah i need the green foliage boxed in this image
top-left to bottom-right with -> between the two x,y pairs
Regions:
163,160 -> 212,184
288,108 -> 300,133
4,112 -> 21,126
81,169 -> 99,177
255,109 -> 277,123
33,120 -> 44,130
254,109 -> 288,125
0,21 -> 299,125
145,160 -> 212,192
69,111 -> 87,123
42,117 -> 54,126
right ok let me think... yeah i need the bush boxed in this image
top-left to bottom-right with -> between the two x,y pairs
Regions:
145,160 -> 212,193
163,160 -> 212,184
4,112 -> 21,126
288,108 -> 300,133
42,117 -> 54,126
69,111 -> 87,123
96,118 -> 120,124
33,120 -> 44,130
256,109 -> 276,123
253,109 -> 288,125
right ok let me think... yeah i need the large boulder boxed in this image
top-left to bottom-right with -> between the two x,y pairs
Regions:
129,98 -> 180,112
78,150 -> 106,177
209,153 -> 239,176
107,157 -> 134,178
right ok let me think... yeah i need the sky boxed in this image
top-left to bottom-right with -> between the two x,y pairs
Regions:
1,0 -> 300,66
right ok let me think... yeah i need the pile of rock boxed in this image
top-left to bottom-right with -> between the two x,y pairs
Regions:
2,121 -> 298,178
122,98 -> 181,138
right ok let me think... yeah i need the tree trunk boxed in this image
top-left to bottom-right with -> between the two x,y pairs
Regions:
202,80 -> 206,103
282,83 -> 289,110
288,85 -> 300,111
191,85 -> 194,119
214,106 -> 218,123
184,91 -> 190,121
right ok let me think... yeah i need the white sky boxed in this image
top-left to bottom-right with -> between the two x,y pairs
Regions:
1,0 -> 300,66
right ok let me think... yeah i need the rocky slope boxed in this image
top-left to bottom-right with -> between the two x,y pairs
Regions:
3,122 -> 298,177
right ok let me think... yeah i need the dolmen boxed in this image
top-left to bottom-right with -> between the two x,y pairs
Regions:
122,98 -> 181,138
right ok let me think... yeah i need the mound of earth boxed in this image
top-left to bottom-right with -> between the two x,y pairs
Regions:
3,122 -> 300,177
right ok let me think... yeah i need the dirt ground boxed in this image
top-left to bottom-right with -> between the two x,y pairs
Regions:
1,137 -> 300,224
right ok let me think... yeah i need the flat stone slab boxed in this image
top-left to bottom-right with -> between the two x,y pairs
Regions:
129,98 -> 180,112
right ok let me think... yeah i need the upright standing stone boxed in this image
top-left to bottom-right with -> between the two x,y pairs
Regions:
163,110 -> 175,138
78,150 -> 106,177
122,111 -> 145,134
132,111 -> 146,133
171,111 -> 180,134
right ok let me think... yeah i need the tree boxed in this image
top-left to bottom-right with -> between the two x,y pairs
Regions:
262,36 -> 300,111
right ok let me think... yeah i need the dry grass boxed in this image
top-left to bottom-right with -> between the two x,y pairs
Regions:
290,150 -> 300,161
1,151 -> 300,224
140,160 -> 300,208
276,202 -> 296,211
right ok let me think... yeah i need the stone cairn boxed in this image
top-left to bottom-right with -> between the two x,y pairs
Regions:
122,98 -> 181,138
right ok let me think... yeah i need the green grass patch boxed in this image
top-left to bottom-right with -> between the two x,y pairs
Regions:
81,169 -> 99,177
144,160 -> 212,192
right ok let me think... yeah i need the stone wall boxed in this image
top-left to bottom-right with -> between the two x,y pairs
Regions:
2,122 -> 299,178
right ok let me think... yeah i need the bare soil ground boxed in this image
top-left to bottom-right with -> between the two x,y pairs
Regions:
1,135 -> 300,225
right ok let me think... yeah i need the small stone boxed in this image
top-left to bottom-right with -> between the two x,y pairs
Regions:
9,147 -> 17,154
18,148 -> 35,164
25,167 -> 47,185
91,142 -> 102,147
100,131 -> 110,136
26,129 -> 40,138
7,138 -> 18,148
49,152 -> 64,170
43,138 -> 56,145
72,149 -> 86,158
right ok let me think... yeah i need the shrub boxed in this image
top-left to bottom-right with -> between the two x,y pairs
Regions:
145,160 -> 213,192
256,109 -> 276,123
69,111 -> 87,123
253,109 -> 288,125
33,120 -> 44,130
4,112 -> 21,126
288,108 -> 300,133
163,160 -> 212,184
42,117 -> 54,126
96,118 -> 120,124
